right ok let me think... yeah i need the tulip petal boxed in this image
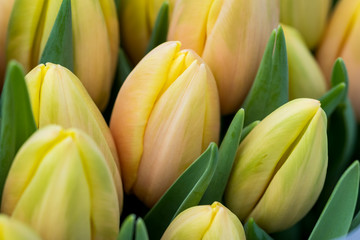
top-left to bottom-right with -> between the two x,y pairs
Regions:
133,61 -> 208,206
110,41 -> 180,192
249,108 -> 327,233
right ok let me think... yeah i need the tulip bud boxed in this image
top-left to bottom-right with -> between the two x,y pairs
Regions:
225,99 -> 328,233
0,214 -> 41,240
110,41 -> 220,207
120,0 -> 166,63
167,0 -> 279,114
25,63 -> 123,209
317,0 -> 360,120
282,25 -> 327,99
6,0 -> 118,110
161,202 -> 246,240
1,125 -> 120,240
280,0 -> 330,49
0,0 -> 15,90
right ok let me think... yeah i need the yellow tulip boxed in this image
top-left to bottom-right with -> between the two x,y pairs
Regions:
280,0 -> 330,49
282,24 -> 327,99
317,0 -> 360,120
6,0 -> 118,110
25,63 -> 123,210
0,0 -> 15,90
110,41 -> 220,207
225,99 -> 328,233
0,214 -> 41,240
120,0 -> 166,63
161,202 -> 246,240
167,0 -> 279,114
1,125 -> 120,240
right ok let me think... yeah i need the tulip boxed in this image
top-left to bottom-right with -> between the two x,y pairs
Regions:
25,63 -> 123,209
225,99 -> 328,233
167,0 -> 279,114
110,41 -> 220,207
1,125 -> 120,240
0,0 -> 15,90
6,0 -> 118,110
120,0 -> 166,63
317,0 -> 360,120
161,202 -> 246,240
282,25 -> 327,99
280,0 -> 330,49
0,214 -> 41,240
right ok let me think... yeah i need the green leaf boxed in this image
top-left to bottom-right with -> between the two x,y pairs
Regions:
331,58 -> 348,97
103,48 -> 133,123
117,214 -> 136,240
242,25 -> 288,125
351,210 -> 360,231
309,161 -> 360,240
244,218 -> 273,240
145,1 -> 169,53
0,61 -> 37,204
200,109 -> 244,204
39,0 -> 73,71
319,58 -> 349,117
240,120 -> 260,142
319,83 -> 346,117
135,218 -> 149,240
144,143 -> 218,240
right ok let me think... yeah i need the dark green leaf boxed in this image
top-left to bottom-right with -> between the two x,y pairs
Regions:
144,143 -> 218,240
319,83 -> 346,117
351,210 -> 360,231
331,58 -> 348,97
135,218 -> 149,240
117,214 -> 136,240
244,218 -> 273,240
309,161 -> 360,240
242,25 -> 288,125
39,0 -> 73,71
145,1 -> 169,53
240,120 -> 260,142
200,109 -> 244,204
0,61 -> 37,203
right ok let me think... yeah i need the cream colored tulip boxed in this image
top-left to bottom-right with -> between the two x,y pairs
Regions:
120,0 -> 165,63
25,63 -> 123,210
1,125 -> 119,240
6,0 -> 118,110
0,214 -> 41,240
168,0 -> 279,114
225,99 -> 328,233
161,202 -> 246,240
0,0 -> 15,90
282,24 -> 327,99
280,0 -> 330,49
317,0 -> 360,120
110,41 -> 220,207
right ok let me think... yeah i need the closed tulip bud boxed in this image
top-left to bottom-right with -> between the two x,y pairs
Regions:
0,214 -> 41,240
280,0 -> 330,49
6,0 -> 118,110
317,0 -> 360,120
1,125 -> 120,240
120,0 -> 166,63
282,25 -> 327,99
0,0 -> 15,90
110,41 -> 220,207
161,202 -> 246,240
168,0 -> 279,114
25,63 -> 123,209
225,99 -> 328,233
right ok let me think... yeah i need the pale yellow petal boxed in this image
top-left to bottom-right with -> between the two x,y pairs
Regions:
249,109 -> 327,233
225,99 -> 320,220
